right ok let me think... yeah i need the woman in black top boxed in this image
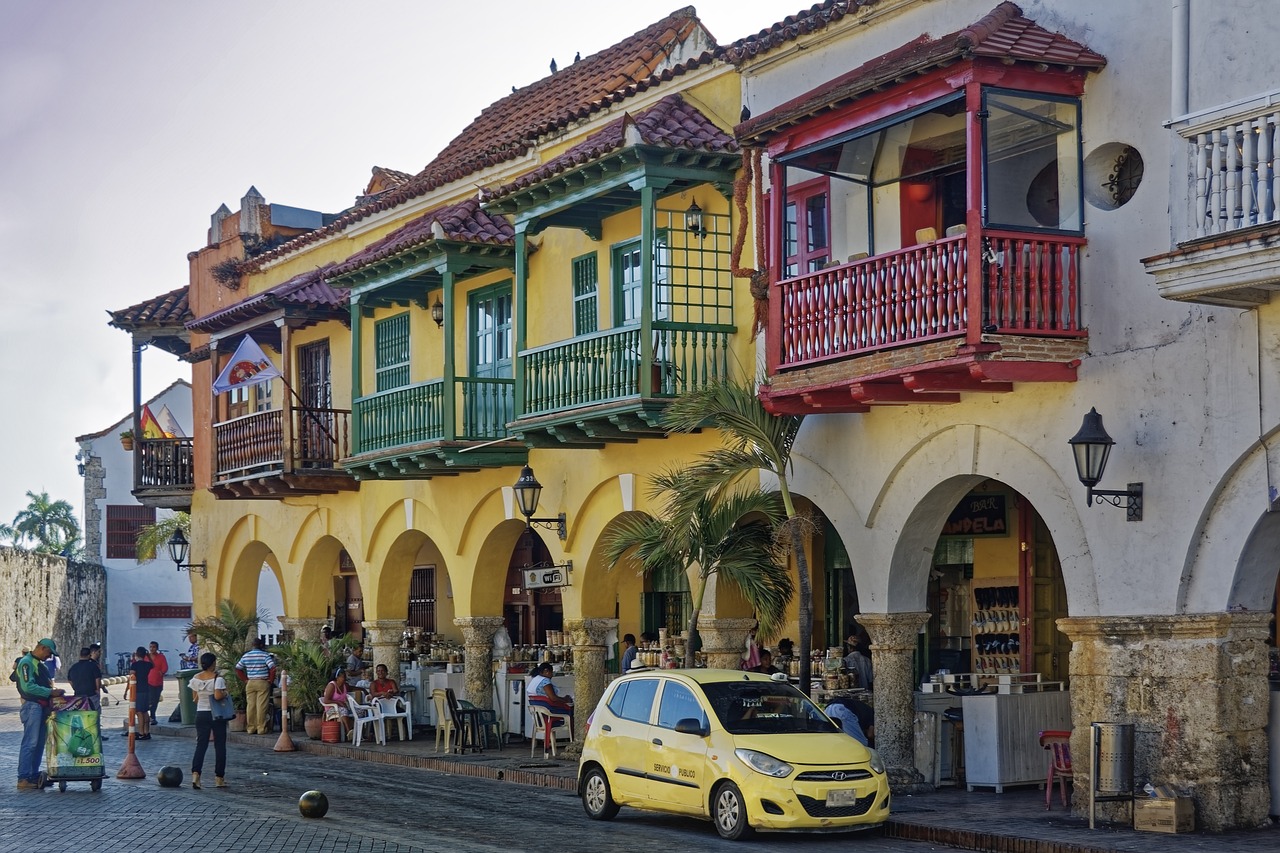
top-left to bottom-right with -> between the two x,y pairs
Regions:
128,647 -> 153,739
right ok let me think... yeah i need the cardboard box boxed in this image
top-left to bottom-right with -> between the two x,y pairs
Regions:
1133,796 -> 1195,833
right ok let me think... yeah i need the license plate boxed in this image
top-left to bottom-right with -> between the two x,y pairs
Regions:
826,788 -> 859,807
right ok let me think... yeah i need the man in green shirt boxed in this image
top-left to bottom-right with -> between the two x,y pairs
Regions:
15,638 -> 64,789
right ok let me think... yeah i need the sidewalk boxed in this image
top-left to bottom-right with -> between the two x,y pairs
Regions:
124,691 -> 1277,853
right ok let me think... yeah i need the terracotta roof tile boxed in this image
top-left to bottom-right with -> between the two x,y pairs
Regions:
242,7 -> 719,271
737,2 -> 1106,144
482,94 -> 737,203
107,286 -> 191,331
722,1 -> 879,64
330,198 -> 514,279
187,264 -> 346,333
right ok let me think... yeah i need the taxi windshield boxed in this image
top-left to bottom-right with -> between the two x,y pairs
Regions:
699,680 -> 840,735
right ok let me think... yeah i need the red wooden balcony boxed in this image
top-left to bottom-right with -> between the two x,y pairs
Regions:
762,230 -> 1088,414
211,407 -> 356,498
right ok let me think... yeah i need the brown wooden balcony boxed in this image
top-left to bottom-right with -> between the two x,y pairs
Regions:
132,437 -> 195,509
762,230 -> 1088,414
211,407 -> 356,498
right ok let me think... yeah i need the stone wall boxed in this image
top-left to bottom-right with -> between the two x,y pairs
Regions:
1,547 -> 107,667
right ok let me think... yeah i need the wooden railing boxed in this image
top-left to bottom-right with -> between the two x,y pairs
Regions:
354,377 -> 514,454
775,230 -> 1083,369
136,437 -> 194,489
521,322 -> 732,418
214,407 -> 350,480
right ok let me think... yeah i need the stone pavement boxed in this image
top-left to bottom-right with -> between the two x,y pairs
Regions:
10,683 -> 1280,853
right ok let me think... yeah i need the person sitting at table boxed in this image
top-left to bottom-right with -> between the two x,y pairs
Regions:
369,664 -> 399,699
322,669 -> 355,739
748,649 -> 780,675
525,662 -> 572,714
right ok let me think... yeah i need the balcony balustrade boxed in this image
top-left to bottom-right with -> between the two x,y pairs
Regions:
354,377 -> 514,453
132,437 -> 195,508
1192,111 -> 1280,238
212,407 -> 353,497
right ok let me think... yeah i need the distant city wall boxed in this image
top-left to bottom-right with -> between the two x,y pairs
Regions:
1,547 -> 106,668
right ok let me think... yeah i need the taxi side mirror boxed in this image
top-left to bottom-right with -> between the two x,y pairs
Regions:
674,718 -> 708,737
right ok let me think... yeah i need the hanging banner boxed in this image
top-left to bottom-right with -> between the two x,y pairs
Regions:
212,335 -> 282,394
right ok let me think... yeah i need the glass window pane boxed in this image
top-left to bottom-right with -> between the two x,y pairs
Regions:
617,678 -> 658,723
984,92 -> 1082,231
657,682 -> 708,730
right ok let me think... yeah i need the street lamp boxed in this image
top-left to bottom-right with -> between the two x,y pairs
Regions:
1068,408 -> 1143,521
167,527 -> 208,577
512,465 -> 567,539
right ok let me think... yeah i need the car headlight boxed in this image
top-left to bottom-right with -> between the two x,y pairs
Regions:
734,748 -> 793,778
867,748 -> 885,775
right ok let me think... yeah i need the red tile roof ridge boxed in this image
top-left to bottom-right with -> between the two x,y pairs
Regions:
329,197 -> 514,280
187,262 -> 345,332
722,1 -> 874,64
107,286 -> 190,330
238,7 -> 719,274
481,93 -> 738,203
737,2 -> 1105,144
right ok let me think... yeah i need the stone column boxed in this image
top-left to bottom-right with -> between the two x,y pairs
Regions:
1059,612 -> 1271,830
454,616 -> 504,709
856,611 -> 930,791
567,618 -> 618,742
277,617 -> 328,645
696,617 -> 757,670
362,619 -> 407,678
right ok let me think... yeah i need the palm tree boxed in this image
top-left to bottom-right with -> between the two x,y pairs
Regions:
0,523 -> 23,548
134,511 -> 189,563
602,470 -> 793,658
188,599 -> 267,711
11,490 -> 81,554
659,380 -> 815,692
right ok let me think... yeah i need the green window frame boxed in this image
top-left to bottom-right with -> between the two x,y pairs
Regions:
374,312 -> 411,392
612,234 -> 670,326
572,253 -> 598,336
468,282 -> 513,379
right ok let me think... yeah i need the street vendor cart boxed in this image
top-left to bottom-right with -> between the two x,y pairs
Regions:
40,696 -> 105,792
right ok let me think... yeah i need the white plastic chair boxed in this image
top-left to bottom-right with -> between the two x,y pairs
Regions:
431,689 -> 455,753
529,704 -> 573,758
376,696 -> 412,741
347,694 -> 385,747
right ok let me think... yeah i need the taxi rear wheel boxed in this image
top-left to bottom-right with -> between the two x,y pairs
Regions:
581,767 -> 620,821
711,781 -> 753,840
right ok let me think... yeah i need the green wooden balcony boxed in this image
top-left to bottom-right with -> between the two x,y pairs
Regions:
513,321 -> 733,446
345,376 -> 525,478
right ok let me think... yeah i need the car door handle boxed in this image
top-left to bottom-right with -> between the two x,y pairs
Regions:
601,724 -> 611,732
652,738 -> 663,746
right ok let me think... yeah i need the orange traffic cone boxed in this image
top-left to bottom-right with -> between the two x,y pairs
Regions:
274,668 -> 295,752
116,674 -> 145,779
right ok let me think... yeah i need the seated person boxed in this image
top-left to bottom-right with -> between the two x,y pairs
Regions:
322,669 -> 355,738
346,645 -> 366,679
369,664 -> 399,699
749,649 -> 781,675
825,696 -> 874,747
525,662 -> 572,714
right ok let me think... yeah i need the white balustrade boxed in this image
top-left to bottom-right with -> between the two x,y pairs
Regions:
1191,112 -> 1280,237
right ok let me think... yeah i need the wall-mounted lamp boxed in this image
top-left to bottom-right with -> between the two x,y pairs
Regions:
431,295 -> 445,328
167,528 -> 208,577
1068,407 -> 1143,521
513,464 -> 567,540
684,199 -> 706,240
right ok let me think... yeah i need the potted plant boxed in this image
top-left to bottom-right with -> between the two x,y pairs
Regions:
270,633 -> 357,738
187,599 -> 267,731
119,429 -> 134,451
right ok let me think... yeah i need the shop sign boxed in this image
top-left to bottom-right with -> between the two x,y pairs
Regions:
941,494 -> 1008,537
523,562 -> 572,589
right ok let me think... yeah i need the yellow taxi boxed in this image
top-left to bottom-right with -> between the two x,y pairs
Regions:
578,668 -> 889,839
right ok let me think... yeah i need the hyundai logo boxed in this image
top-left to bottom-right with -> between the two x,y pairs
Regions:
830,771 -> 847,781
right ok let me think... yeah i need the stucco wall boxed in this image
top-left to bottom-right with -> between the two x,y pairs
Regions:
0,547 -> 106,668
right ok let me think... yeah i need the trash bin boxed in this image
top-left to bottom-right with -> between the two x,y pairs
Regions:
1093,722 -> 1134,793
176,669 -> 199,725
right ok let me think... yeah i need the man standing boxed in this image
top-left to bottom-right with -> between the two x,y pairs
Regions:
619,633 -> 637,673
146,641 -> 168,725
180,631 -> 200,670
235,637 -> 276,735
67,647 -> 108,741
15,638 -> 64,789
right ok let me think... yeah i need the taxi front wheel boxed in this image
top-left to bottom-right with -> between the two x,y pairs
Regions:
581,767 -> 620,821
712,781 -> 753,840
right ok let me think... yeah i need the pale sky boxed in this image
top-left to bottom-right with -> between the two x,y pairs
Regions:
0,0 -> 791,532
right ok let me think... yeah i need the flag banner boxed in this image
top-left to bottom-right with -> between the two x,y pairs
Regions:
212,335 -> 282,394
139,404 -> 166,439
157,405 -> 186,438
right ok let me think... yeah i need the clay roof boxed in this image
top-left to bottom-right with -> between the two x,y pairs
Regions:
482,94 -> 738,202
107,286 -> 191,331
330,197 -> 514,279
737,2 -> 1106,144
242,6 -> 719,271
721,0 -> 882,64
187,264 -> 346,333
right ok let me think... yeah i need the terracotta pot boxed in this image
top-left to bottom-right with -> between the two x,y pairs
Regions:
303,713 -> 325,741
228,710 -> 247,732
120,437 -> 134,451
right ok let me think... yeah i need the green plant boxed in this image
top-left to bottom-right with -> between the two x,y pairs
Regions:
134,511 -> 189,564
187,599 -> 267,710
119,429 -> 134,439
269,633 -> 357,715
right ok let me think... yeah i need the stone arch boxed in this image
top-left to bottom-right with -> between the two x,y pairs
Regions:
467,518 -> 531,617
296,534 -> 347,618
215,514 -> 277,614
1178,437 -> 1280,612
372,528 -> 446,622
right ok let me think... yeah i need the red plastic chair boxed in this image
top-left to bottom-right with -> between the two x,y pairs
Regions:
1039,730 -> 1073,809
